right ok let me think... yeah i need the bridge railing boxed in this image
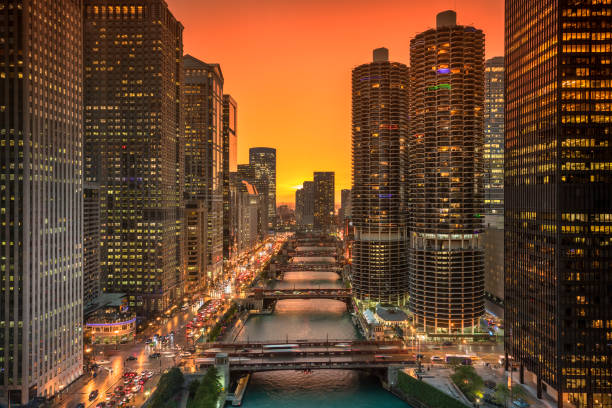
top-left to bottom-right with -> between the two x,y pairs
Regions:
203,338 -> 404,347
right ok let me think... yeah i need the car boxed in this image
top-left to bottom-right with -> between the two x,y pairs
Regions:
431,356 -> 443,362
95,403 -> 106,408
443,341 -> 453,346
512,398 -> 530,408
76,403 -> 85,408
89,390 -> 99,401
125,356 -> 137,361
148,353 -> 161,359
484,393 -> 503,407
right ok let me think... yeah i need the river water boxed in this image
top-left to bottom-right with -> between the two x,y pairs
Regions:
235,257 -> 407,407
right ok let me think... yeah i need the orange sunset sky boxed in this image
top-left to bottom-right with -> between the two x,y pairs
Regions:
167,0 -> 505,205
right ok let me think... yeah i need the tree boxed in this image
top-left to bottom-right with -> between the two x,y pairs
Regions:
451,365 -> 484,401
188,367 -> 222,408
494,383 -> 527,407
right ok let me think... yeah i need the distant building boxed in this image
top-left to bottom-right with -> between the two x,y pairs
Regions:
295,180 -> 315,230
351,48 -> 410,305
339,189 -> 352,225
408,10 -> 485,331
238,163 -> 268,234
483,57 -> 504,305
1,1 -> 84,403
505,1 -> 612,405
249,148 -> 277,229
314,172 -> 335,231
235,179 -> 263,252
184,55 -> 224,282
85,0 -> 184,314
223,95 -> 238,262
184,201 -> 207,291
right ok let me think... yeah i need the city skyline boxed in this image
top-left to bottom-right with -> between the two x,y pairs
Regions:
166,0 -> 504,203
3,1 -> 610,407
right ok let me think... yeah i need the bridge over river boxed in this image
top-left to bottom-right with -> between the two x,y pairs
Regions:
200,233 -> 410,407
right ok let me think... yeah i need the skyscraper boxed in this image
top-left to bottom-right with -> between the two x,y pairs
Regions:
84,1 -> 184,314
1,1 -> 84,403
484,57 -> 505,217
483,57 -> 505,304
84,182 -> 101,307
351,48 -> 410,305
505,1 -> 612,406
314,172 -> 335,231
249,147 -> 277,229
223,95 -> 238,262
183,55 -> 224,282
408,10 -> 485,331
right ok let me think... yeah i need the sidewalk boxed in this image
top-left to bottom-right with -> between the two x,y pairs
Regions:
475,363 -> 556,408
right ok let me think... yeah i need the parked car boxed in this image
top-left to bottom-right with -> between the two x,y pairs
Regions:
484,393 -> 503,407
513,398 -> 530,408
89,390 -> 99,401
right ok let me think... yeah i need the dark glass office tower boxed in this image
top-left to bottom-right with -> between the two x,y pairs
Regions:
505,1 -> 612,407
84,1 -> 184,314
351,48 -> 410,305
249,147 -> 277,229
1,1 -> 84,403
409,11 -> 485,331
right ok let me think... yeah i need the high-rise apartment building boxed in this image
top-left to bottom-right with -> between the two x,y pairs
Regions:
484,57 -> 505,304
505,2 -> 612,406
314,172 -> 335,231
183,55 -> 224,282
295,181 -> 315,230
351,48 -> 410,305
1,1 -> 84,403
223,95 -> 238,262
408,11 -> 485,331
249,147 -> 277,229
84,1 -> 184,314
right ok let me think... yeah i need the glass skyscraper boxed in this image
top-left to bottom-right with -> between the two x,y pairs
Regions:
505,1 -> 612,406
183,55 -> 225,284
249,147 -> 277,229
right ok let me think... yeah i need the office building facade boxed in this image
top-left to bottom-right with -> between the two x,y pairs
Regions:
249,147 -> 276,229
408,11 -> 485,331
351,48 -> 410,305
505,1 -> 612,406
183,55 -> 224,282
84,0 -> 184,314
314,172 -> 335,231
223,95 -> 238,262
1,1 -> 84,403
84,183 -> 101,307
484,56 -> 505,304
